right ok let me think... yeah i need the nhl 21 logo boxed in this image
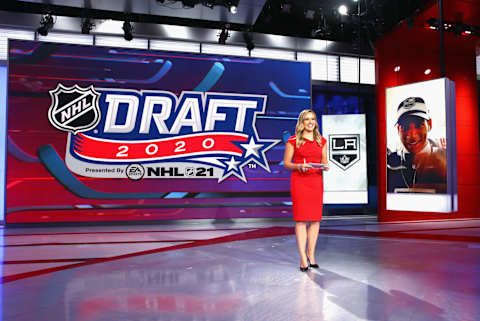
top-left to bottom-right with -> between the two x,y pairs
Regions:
329,134 -> 360,170
48,84 -> 101,134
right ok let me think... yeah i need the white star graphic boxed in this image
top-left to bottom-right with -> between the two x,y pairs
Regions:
240,137 -> 263,158
225,156 -> 240,171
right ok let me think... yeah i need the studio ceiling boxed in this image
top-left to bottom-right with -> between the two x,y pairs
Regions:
3,0 -> 476,46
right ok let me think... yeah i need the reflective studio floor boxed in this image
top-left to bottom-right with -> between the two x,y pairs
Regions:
1,216 -> 480,321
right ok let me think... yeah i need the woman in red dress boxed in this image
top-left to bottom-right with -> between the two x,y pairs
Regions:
283,109 -> 329,272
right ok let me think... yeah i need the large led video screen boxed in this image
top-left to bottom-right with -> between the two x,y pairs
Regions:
386,78 -> 457,212
6,39 -> 311,223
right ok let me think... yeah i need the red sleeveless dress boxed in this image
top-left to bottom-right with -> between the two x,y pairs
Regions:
287,135 -> 326,221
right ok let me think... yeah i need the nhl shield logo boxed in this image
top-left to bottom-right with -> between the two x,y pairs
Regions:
48,84 -> 101,134
329,134 -> 360,170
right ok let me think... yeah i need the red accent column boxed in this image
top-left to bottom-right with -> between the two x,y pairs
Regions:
375,1 -> 480,221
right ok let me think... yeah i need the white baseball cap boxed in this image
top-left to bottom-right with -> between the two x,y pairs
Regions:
395,97 -> 430,125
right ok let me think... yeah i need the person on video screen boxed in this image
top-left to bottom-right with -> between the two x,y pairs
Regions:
387,97 -> 447,193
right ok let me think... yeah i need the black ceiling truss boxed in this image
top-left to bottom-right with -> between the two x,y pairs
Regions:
426,17 -> 480,36
255,0 -> 431,43
0,1 -> 247,33
0,0 -> 432,47
155,0 -> 239,11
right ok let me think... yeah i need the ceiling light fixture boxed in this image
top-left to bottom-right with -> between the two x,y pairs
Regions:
243,31 -> 255,52
425,18 -> 478,36
123,20 -> 133,41
224,0 -> 238,14
37,14 -> 55,36
218,25 -> 230,44
81,18 -> 95,34
202,0 -> 215,9
426,17 -> 438,30
338,5 -> 348,16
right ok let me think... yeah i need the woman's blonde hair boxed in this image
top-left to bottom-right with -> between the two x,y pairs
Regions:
295,109 -> 322,148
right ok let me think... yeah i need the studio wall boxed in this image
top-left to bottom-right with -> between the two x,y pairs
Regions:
375,1 -> 480,221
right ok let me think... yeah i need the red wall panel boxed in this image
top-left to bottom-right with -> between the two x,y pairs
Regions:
456,155 -> 480,185
375,1 -> 480,222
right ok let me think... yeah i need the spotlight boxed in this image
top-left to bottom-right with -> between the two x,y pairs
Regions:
81,18 -> 94,34
426,17 -> 477,36
424,68 -> 431,75
224,0 -> 238,14
311,25 -> 330,38
311,12 -> 330,38
426,17 -> 438,30
338,5 -> 348,16
123,21 -> 133,41
202,0 -> 215,9
218,26 -> 230,44
394,66 -> 401,72
243,32 -> 255,52
37,14 -> 54,36
452,23 -> 473,36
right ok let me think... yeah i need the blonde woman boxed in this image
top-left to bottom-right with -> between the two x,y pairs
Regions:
283,109 -> 329,272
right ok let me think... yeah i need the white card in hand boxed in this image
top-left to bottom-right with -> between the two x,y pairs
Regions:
308,163 -> 327,168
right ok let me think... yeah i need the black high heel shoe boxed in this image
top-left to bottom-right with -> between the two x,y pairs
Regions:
299,265 -> 309,272
307,258 -> 319,268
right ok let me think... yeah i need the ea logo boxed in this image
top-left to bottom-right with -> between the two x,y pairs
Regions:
126,164 -> 145,180
48,84 -> 101,134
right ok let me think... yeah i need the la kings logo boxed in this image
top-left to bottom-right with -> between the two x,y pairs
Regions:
48,84 -> 101,134
329,134 -> 360,170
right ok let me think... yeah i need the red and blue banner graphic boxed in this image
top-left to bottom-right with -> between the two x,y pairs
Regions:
54,86 -> 278,183
6,39 -> 311,223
